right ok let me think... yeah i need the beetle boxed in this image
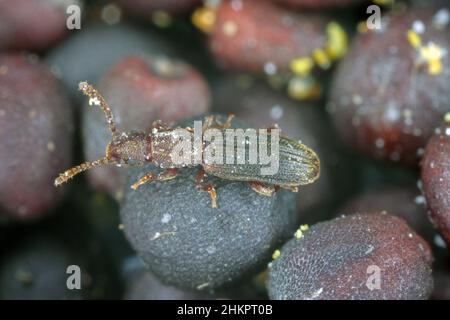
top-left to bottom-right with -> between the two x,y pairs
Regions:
55,82 -> 320,208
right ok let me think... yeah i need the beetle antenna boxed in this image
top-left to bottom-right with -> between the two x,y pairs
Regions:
54,157 -> 112,187
79,81 -> 119,138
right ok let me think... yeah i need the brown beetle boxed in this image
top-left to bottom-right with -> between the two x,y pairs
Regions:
55,82 -> 320,208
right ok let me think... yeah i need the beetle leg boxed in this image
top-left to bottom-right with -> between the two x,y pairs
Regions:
249,182 -> 279,197
195,167 -> 218,208
215,114 -> 234,129
202,114 -> 235,132
158,168 -> 178,181
131,168 -> 178,190
204,184 -> 218,209
280,185 -> 299,193
202,115 -> 215,132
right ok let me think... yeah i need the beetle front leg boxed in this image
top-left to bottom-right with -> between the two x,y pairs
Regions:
249,181 -> 279,197
202,114 -> 235,131
215,114 -> 234,129
131,168 -> 178,190
196,167 -> 218,208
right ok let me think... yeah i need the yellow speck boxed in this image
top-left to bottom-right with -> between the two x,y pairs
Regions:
152,10 -> 172,28
428,60 -> 443,75
294,229 -> 303,239
295,224 -> 309,239
312,48 -> 331,69
222,20 -> 237,37
419,42 -> 444,75
325,22 -> 348,60
192,6 -> 216,33
118,224 -> 124,230
407,29 -> 422,49
290,57 -> 314,76
444,113 -> 450,123
272,249 -> 281,260
300,224 -> 309,231
357,21 -> 368,34
287,76 -> 322,100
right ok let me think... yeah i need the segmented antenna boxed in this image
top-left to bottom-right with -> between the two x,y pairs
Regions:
79,81 -> 118,138
54,157 -> 110,186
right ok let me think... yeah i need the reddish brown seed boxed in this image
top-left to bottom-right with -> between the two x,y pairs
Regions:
207,0 -> 329,73
0,0 -> 70,51
328,8 -> 450,166
421,123 -> 450,246
82,55 -> 211,197
340,186 -> 435,241
113,0 -> 201,15
0,54 -> 74,220
275,0 -> 367,9
268,213 -> 433,300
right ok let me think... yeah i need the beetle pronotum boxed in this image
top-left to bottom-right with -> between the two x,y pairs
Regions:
55,82 -> 320,208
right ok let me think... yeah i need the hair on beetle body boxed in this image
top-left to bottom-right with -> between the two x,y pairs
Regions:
55,82 -> 320,208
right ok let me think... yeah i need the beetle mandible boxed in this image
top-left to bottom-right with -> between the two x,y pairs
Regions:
55,82 -> 320,208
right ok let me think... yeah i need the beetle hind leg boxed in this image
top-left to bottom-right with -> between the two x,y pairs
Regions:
280,185 -> 299,193
249,182 -> 279,197
196,167 -> 219,208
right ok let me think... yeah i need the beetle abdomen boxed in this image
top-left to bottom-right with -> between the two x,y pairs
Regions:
203,135 -> 320,186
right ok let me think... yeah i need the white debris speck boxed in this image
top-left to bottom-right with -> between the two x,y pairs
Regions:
46,141 -> 55,152
309,288 -> 323,299
161,213 -> 172,224
445,128 -> 450,136
264,62 -> 277,75
206,245 -> 216,254
151,232 -> 161,240
352,94 -> 363,106
414,195 -> 426,205
416,148 -> 425,157
412,20 -> 426,34
270,105 -> 283,120
196,282 -> 210,290
383,103 -> 400,122
408,233 -> 413,238
89,97 -> 100,106
433,8 -> 450,29
364,245 -> 374,255
101,3 -> 122,25
375,138 -> 385,149
434,234 -> 447,249
222,20 -> 237,37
